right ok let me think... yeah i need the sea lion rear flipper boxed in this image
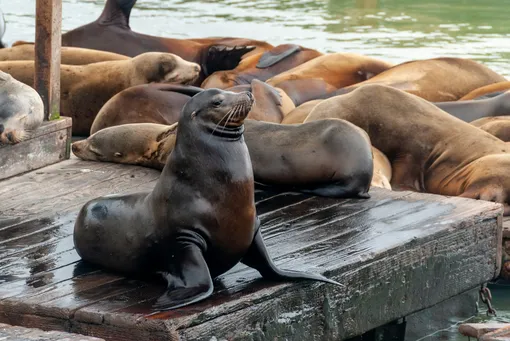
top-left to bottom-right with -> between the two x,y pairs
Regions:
241,224 -> 342,287
205,45 -> 257,76
152,239 -> 214,311
256,44 -> 301,69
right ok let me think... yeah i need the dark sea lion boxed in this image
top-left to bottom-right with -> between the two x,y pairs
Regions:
60,0 -> 271,83
0,71 -> 44,144
201,44 -> 322,89
324,58 -> 506,102
73,89 -> 339,312
73,119 -> 374,199
459,81 -> 510,100
281,100 -> 322,124
0,45 -> 128,64
90,84 -> 202,135
266,53 -> 393,89
305,84 -> 510,215
90,80 -> 294,133
0,52 -> 200,136
470,116 -> 510,142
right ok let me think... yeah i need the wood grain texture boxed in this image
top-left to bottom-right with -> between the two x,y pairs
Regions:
0,157 -> 503,341
0,118 -> 71,181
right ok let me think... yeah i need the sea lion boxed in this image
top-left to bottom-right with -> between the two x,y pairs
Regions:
324,57 -> 506,102
73,119 -> 373,198
73,88 -> 339,312
371,147 -> 392,190
90,80 -> 294,134
0,70 -> 44,144
266,53 -> 393,90
0,52 -> 201,136
0,45 -> 128,64
459,81 -> 510,100
305,84 -> 510,214
274,79 -> 336,107
282,100 -> 322,124
59,0 -> 271,83
201,44 -> 322,89
470,116 -> 510,142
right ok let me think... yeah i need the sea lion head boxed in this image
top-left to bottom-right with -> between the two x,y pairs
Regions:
180,88 -> 254,131
71,123 -> 176,167
133,52 -> 201,86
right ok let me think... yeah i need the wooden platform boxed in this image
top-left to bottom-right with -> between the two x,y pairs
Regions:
0,156 -> 503,341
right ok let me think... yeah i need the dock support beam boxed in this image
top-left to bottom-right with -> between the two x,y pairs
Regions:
34,0 -> 62,121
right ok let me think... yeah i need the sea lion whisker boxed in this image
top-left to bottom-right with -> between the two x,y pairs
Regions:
209,109 -> 234,138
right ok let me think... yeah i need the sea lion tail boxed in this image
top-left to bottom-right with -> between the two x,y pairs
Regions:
241,227 -> 343,287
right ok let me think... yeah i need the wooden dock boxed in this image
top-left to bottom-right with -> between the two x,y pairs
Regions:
0,156 -> 503,341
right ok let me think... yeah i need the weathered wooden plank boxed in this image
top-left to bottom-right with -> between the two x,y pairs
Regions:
34,0 -> 62,121
0,322 -> 104,341
0,118 -> 71,181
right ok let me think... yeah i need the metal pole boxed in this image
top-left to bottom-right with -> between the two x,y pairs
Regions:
34,0 -> 62,121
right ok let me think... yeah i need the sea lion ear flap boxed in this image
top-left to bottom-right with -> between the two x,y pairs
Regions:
206,45 -> 256,76
256,44 -> 301,69
150,235 -> 214,312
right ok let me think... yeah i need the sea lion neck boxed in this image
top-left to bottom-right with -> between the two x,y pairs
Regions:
202,122 -> 245,141
97,0 -> 136,28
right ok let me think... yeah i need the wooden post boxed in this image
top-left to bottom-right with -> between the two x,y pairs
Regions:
34,0 -> 62,121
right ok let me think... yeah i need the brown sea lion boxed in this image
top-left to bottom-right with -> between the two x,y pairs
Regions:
59,0 -> 271,83
90,79 -> 293,134
0,52 -> 200,136
0,71 -> 44,144
459,81 -> 510,100
470,116 -> 510,142
325,57 -> 506,102
266,53 -> 393,89
0,45 -> 128,65
305,84 -> 510,214
201,44 -> 322,89
371,147 -> 392,190
281,100 -> 322,124
73,88 -> 339,312
274,79 -> 336,107
73,118 -> 374,198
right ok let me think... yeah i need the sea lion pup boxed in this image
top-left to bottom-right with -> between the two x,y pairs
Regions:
0,52 -> 201,136
90,80 -> 293,134
201,44 -> 322,89
59,0 -> 271,83
0,71 -> 44,144
90,84 -> 203,135
470,116 -> 510,142
0,45 -> 128,65
266,53 -> 393,90
459,81 -> 510,100
282,100 -> 323,124
432,91 -> 510,122
371,147 -> 392,190
73,119 -> 373,198
324,57 -> 506,102
73,89 -> 339,312
305,84 -> 510,214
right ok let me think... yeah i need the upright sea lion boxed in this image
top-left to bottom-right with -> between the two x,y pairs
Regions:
59,0 -> 271,83
90,79 -> 294,134
282,100 -> 322,124
201,44 -> 322,89
459,81 -> 510,100
73,119 -> 374,198
305,84 -> 510,214
0,52 -> 201,136
470,116 -> 510,142
324,58 -> 506,102
0,71 -> 44,144
371,147 -> 392,190
266,53 -> 393,89
73,89 -> 339,312
0,45 -> 128,65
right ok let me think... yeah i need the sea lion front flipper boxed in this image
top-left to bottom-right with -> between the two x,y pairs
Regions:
256,44 -> 301,69
205,45 -> 257,76
152,238 -> 214,311
241,225 -> 342,287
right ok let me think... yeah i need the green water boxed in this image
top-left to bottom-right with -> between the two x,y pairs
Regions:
2,0 -> 510,340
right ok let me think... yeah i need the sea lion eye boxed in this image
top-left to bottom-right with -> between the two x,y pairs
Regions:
212,99 -> 223,107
